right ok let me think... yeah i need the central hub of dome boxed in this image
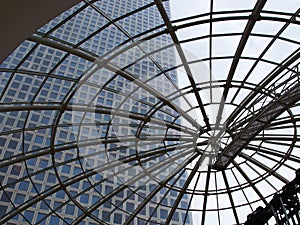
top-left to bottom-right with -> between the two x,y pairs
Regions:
196,129 -> 233,150
191,129 -> 233,170
196,130 -> 220,149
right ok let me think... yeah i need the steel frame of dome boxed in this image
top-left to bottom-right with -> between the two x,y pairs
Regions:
0,0 -> 300,225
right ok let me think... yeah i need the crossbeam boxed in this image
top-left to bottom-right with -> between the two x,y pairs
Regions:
213,81 -> 300,170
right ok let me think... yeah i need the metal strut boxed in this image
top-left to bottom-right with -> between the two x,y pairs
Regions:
213,81 -> 300,170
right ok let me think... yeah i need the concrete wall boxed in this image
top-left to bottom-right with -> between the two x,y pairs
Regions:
0,0 -> 81,63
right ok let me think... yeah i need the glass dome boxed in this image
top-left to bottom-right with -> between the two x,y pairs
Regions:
0,1 -> 299,224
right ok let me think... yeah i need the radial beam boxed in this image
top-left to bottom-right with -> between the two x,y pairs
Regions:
222,170 -> 240,225
213,81 -> 300,170
201,166 -> 212,225
239,152 -> 289,184
165,154 -> 203,225
154,0 -> 211,130
216,0 -> 267,125
232,161 -> 267,205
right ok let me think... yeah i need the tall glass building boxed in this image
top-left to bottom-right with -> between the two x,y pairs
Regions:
1,1 -> 300,225
0,1 -> 193,225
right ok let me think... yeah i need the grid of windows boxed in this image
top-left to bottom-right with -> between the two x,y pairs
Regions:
0,1 -> 191,225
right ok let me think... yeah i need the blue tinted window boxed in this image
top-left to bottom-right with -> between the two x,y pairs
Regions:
35,173 -> 44,181
107,93 -> 113,98
27,158 -> 36,166
105,186 -> 113,194
114,213 -> 122,224
173,212 -> 179,221
50,216 -> 60,224
47,173 -> 56,183
0,137 -> 6,146
37,212 -> 47,221
11,165 -> 22,175
106,99 -> 112,106
126,202 -> 134,213
181,201 -> 188,209
35,183 -> 42,193
62,165 -> 71,173
160,209 -> 168,219
66,204 -> 75,215
8,140 -> 18,148
74,167 -> 81,175
35,136 -> 44,144
102,211 -> 110,222
59,131 -> 67,139
11,81 -> 19,88
19,181 -> 29,191
185,214 -> 190,223
40,200 -> 50,210
82,181 -> 90,190
24,133 -> 33,141
71,182 -> 79,189
39,159 -> 48,168
80,194 -> 89,204
0,205 -> 7,218
17,92 -> 26,99
65,153 -> 73,160
7,90 -> 16,97
92,195 -> 100,204
24,210 -> 34,221
41,117 -> 50,124
1,191 -> 12,202
64,113 -> 72,121
3,151 -> 13,159
31,114 -> 39,122
56,190 -> 65,199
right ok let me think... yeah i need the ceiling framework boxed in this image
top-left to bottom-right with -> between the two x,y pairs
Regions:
0,1 -> 299,225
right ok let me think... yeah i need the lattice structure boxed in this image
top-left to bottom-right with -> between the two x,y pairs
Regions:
0,1 -> 300,225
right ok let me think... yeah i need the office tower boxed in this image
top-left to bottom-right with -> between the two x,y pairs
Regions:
0,1 -> 193,225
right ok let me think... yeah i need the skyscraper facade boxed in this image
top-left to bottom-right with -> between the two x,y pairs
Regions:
0,1 -> 192,225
